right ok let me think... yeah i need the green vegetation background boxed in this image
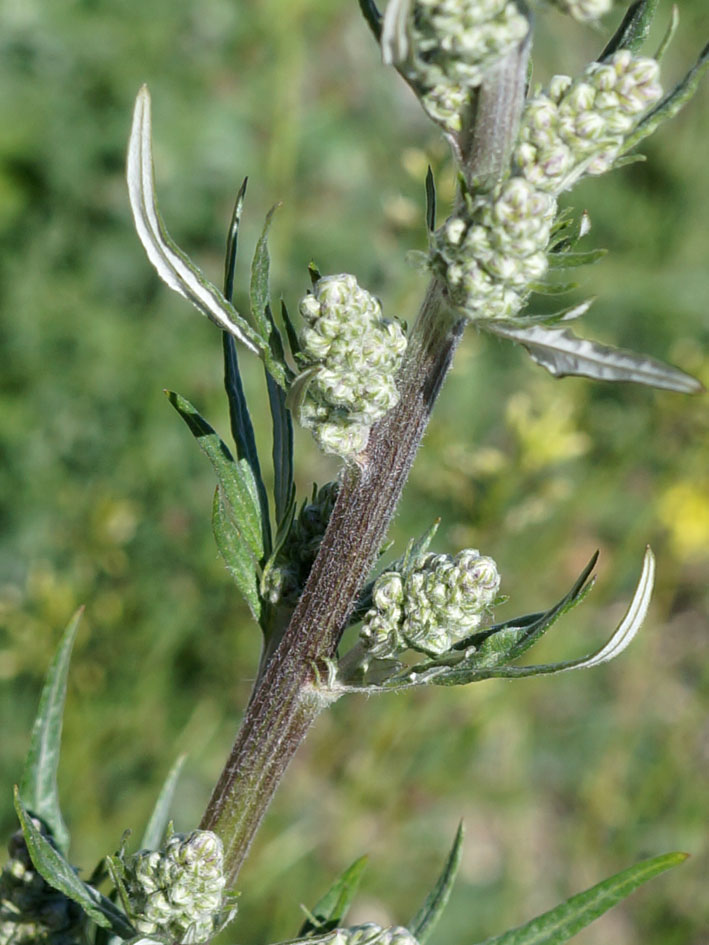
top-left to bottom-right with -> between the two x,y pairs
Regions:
1,2 -> 707,944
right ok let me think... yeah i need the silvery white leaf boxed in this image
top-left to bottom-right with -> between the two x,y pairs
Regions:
126,86 -> 263,356
484,322 -> 703,394
381,0 -> 412,65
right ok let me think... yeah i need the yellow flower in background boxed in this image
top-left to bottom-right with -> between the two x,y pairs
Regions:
505,391 -> 590,471
658,480 -> 709,561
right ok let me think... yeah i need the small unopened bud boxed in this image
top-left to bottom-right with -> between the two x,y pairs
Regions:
550,0 -> 613,22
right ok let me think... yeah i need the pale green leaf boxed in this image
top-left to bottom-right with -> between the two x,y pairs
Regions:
298,856 -> 368,936
140,754 -> 186,851
474,851 -> 687,945
19,609 -> 83,854
484,322 -> 703,393
408,822 -> 463,943
213,486 -> 262,620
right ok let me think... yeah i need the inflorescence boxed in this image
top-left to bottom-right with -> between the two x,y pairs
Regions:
361,548 -> 501,660
431,50 -> 663,322
297,275 -> 407,461
550,0 -> 614,22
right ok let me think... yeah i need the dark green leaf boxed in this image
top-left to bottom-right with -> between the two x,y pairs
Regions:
484,323 -> 704,394
600,0 -> 660,60
298,856 -> 368,937
474,852 -> 687,945
408,823 -> 463,944
168,391 -> 264,560
267,372 -> 295,532
140,755 -> 186,851
14,789 -> 136,939
19,609 -> 83,855
250,204 -> 281,342
224,178 -> 248,302
223,333 -> 272,558
624,43 -> 709,152
281,299 -> 302,362
425,166 -> 436,232
213,486 -> 262,620
358,0 -> 382,42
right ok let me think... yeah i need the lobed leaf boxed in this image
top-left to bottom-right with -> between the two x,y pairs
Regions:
140,754 -> 186,852
408,823 -> 464,944
484,322 -> 703,394
19,609 -> 83,855
298,856 -> 368,936
14,789 -> 136,939
473,851 -> 687,945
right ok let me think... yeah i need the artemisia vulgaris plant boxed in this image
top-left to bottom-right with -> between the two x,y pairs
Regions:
3,2 -> 707,945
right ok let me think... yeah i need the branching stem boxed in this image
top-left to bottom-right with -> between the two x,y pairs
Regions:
200,42 -> 531,889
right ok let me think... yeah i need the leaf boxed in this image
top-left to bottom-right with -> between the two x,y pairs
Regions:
484,322 -> 704,394
408,823 -> 464,944
140,755 -> 186,851
473,851 -> 687,945
18,610 -> 82,855
654,4 -> 679,63
623,43 -> 709,153
298,856 -> 368,936
223,177 -> 248,302
381,0 -> 412,65
425,166 -> 436,232
168,391 -> 264,560
213,486 -> 262,620
267,372 -> 295,532
127,87 -> 287,384
14,789 -> 136,939
250,205 -> 281,343
600,0 -> 660,60
547,248 -> 607,270
223,334 -> 272,558
358,0 -> 382,41
281,299 -> 302,362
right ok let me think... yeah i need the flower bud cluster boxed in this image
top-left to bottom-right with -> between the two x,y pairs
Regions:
121,830 -> 228,944
515,50 -> 663,192
298,275 -> 407,460
330,925 -> 419,945
431,50 -> 662,321
0,825 -> 82,945
263,482 -> 339,606
404,0 -> 529,132
361,549 -> 500,658
432,177 -> 557,320
550,0 -> 613,22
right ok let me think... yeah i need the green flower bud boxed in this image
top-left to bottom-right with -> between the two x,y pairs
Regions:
0,824 -> 83,945
121,830 -> 229,944
297,275 -> 407,461
361,549 -> 500,658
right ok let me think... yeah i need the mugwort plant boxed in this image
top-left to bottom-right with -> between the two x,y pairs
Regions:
2,1 -> 707,944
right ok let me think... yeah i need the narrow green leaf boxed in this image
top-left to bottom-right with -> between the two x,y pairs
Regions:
624,43 -> 709,152
298,856 -> 368,936
168,390 -> 264,560
474,852 -> 687,945
408,823 -> 464,943
14,789 -> 136,939
599,0 -> 660,60
250,205 -> 281,343
654,4 -> 679,63
224,177 -> 248,302
127,87 -> 290,389
425,166 -> 436,232
484,322 -> 704,394
267,372 -> 295,531
358,0 -> 383,41
548,248 -> 607,270
213,486 -> 262,620
281,299 -> 302,362
19,609 -> 83,855
140,755 -> 186,852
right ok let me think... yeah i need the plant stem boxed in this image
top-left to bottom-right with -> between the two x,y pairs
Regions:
200,42 -> 531,889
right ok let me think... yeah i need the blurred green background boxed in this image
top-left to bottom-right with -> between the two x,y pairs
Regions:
1,1 -> 707,944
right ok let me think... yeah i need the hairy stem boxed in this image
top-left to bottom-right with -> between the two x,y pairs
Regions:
200,43 -> 531,888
